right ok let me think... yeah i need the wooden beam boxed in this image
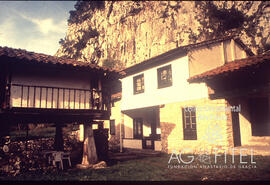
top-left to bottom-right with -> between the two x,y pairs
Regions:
0,109 -> 110,125
207,85 -> 215,95
221,41 -> 225,64
2,63 -> 13,109
98,75 -> 103,110
25,124 -> 29,151
231,39 -> 235,61
209,84 -> 270,100
54,123 -> 64,151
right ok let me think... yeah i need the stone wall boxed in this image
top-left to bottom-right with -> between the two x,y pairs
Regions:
224,103 -> 234,148
159,97 -> 234,154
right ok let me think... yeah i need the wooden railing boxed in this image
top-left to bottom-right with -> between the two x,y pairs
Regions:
7,84 -> 109,111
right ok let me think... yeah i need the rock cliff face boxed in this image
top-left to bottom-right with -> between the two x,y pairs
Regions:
55,1 -> 270,69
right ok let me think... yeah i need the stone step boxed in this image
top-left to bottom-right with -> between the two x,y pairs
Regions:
247,137 -> 270,146
249,136 -> 270,142
246,141 -> 270,146
230,146 -> 270,156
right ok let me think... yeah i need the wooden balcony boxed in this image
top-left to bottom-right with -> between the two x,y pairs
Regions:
0,84 -> 111,123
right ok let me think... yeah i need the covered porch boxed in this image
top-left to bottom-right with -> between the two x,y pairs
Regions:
188,51 -> 270,148
122,106 -> 162,151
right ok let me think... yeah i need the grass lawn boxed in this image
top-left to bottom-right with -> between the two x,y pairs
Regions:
2,153 -> 270,181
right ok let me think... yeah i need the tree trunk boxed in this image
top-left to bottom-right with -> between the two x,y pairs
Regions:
81,123 -> 98,166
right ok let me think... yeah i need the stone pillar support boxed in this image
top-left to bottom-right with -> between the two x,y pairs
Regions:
81,122 -> 98,166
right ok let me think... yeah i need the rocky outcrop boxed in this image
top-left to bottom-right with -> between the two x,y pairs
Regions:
56,1 -> 270,69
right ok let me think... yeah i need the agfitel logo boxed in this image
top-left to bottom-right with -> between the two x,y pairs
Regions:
168,123 -> 256,168
168,148 -> 256,167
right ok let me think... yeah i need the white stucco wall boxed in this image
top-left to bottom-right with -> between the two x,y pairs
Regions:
189,42 -> 224,77
154,141 -> 162,151
121,39 -> 250,112
121,55 -> 209,111
225,40 -> 247,62
123,139 -> 142,149
234,42 -> 247,60
124,114 -> 134,138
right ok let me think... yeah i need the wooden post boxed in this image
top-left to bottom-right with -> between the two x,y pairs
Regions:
54,124 -> 64,151
0,63 -> 8,109
79,124 -> 84,142
221,41 -> 225,64
231,39 -> 235,61
25,124 -> 29,151
3,63 -> 12,109
98,78 -> 102,110
81,123 -> 98,166
120,113 -> 124,153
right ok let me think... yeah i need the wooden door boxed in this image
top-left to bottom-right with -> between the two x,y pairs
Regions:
232,111 -> 241,147
142,137 -> 154,150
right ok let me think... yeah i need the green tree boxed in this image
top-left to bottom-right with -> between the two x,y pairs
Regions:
102,58 -> 124,70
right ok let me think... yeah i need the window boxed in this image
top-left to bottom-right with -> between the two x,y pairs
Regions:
182,107 -> 197,140
110,120 -> 115,135
133,74 -> 144,94
133,118 -> 143,139
157,64 -> 172,89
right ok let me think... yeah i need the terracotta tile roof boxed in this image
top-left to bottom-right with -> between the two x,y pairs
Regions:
0,46 -> 121,74
188,51 -> 270,83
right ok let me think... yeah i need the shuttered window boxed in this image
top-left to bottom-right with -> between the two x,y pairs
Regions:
182,107 -> 197,140
157,64 -> 172,89
133,74 -> 144,94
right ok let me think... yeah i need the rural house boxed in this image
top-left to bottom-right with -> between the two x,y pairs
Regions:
0,46 -> 121,164
106,35 -> 270,154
